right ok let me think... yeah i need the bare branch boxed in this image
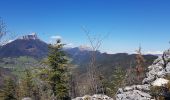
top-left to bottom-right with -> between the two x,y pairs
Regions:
0,17 -> 7,39
82,26 -> 109,94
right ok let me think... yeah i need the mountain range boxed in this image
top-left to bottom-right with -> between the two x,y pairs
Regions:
0,33 -> 159,89
0,33 -> 158,58
0,34 -> 158,69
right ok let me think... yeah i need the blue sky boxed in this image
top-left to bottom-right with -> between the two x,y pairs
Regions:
0,0 -> 170,54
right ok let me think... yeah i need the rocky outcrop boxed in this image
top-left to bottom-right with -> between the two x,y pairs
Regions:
116,84 -> 152,100
151,78 -> 169,86
72,94 -> 113,100
21,33 -> 38,40
116,49 -> 170,100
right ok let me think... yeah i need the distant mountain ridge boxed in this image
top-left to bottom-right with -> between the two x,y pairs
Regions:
0,34 -> 158,67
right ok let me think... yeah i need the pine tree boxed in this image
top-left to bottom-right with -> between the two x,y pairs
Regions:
47,40 -> 69,100
19,69 -> 34,99
108,66 -> 125,97
2,77 -> 17,100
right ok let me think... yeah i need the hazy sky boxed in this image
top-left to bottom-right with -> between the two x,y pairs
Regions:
1,0 -> 170,54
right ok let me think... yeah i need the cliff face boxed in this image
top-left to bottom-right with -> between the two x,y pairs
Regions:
116,49 -> 170,100
21,33 -> 38,40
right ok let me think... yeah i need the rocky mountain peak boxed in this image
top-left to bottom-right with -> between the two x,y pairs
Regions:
0,33 -> 48,58
20,33 -> 38,40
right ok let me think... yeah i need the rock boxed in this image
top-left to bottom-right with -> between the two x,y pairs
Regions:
22,97 -> 32,100
124,86 -> 133,91
72,94 -> 113,100
157,70 -> 166,77
166,62 -> 170,73
164,49 -> 170,59
116,90 -> 152,100
117,88 -> 123,94
142,75 -> 155,84
143,64 -> 164,84
136,84 -> 150,91
92,94 -> 113,100
82,95 -> 92,100
153,57 -> 164,66
116,84 -> 152,100
151,78 -> 169,86
133,90 -> 151,98
72,97 -> 83,100
116,93 -> 127,100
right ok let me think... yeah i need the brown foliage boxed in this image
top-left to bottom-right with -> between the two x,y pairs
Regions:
135,46 -> 145,82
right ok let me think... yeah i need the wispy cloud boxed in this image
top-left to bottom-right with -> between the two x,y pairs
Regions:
143,51 -> 163,55
50,35 -> 62,39
48,35 -> 62,44
66,43 -> 73,46
102,50 -> 163,55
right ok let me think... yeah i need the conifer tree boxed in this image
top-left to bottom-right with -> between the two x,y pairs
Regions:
109,66 -> 125,96
47,39 -> 69,100
20,69 -> 34,99
2,77 -> 17,100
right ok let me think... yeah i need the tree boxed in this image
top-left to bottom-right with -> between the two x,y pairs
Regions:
82,27 -> 109,94
0,18 -> 8,76
0,17 -> 7,40
97,74 -> 107,94
2,77 -> 17,100
19,69 -> 35,99
123,61 -> 136,86
0,17 -> 17,45
135,46 -> 145,83
107,66 -> 125,97
45,40 -> 69,100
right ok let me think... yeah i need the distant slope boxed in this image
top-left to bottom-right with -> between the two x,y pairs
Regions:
0,35 -> 48,58
65,47 -> 158,68
65,47 -> 158,80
